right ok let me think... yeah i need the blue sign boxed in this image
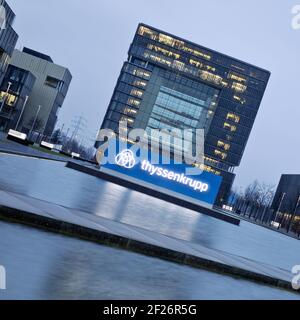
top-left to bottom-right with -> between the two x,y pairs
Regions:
101,144 -> 222,205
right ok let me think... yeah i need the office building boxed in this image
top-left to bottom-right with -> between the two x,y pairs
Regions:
0,0 -> 18,130
8,47 -> 72,139
271,175 -> 300,232
96,23 -> 270,205
0,65 -> 35,131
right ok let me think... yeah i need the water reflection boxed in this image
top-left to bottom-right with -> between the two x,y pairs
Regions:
0,154 -> 299,271
0,221 -> 299,300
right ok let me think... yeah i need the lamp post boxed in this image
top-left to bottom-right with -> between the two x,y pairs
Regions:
29,105 -> 41,139
0,81 -> 12,113
273,192 -> 286,229
15,95 -> 29,131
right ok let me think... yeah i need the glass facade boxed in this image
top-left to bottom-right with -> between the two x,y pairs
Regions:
97,23 -> 270,205
0,65 -> 36,131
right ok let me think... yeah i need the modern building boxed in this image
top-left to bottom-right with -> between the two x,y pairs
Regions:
0,64 -> 35,131
271,175 -> 300,232
0,0 -> 19,130
96,23 -> 270,205
7,47 -> 72,139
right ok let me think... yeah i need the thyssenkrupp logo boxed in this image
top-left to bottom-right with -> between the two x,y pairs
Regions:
115,149 -> 136,169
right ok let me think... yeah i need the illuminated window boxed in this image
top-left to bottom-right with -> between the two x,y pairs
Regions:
190,59 -> 203,69
224,122 -> 237,132
124,107 -> 137,115
130,89 -> 143,98
174,39 -> 185,49
0,91 -> 17,106
147,44 -> 180,59
200,71 -> 223,85
182,46 -> 211,60
233,95 -> 246,104
194,162 -> 221,175
144,52 -> 172,67
133,80 -> 147,88
133,69 -> 151,79
206,65 -> 215,72
217,140 -> 231,151
173,60 -> 185,71
158,33 -> 175,46
190,59 -> 216,72
228,72 -> 247,83
221,80 -> 229,87
120,116 -> 134,124
227,113 -> 240,123
138,26 -> 157,40
214,149 -> 227,160
193,50 -> 211,60
127,98 -> 141,107
232,82 -> 247,93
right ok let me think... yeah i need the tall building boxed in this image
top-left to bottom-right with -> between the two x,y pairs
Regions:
96,23 -> 270,205
7,47 -> 72,139
0,0 -> 18,129
271,175 -> 300,232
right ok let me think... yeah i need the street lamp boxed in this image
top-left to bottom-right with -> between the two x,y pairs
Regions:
15,95 -> 29,131
273,192 -> 286,229
29,105 -> 41,139
0,81 -> 12,113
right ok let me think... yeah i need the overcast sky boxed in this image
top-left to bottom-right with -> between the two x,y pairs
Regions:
10,0 -> 300,189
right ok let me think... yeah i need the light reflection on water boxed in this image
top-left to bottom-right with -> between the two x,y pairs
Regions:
0,154 -> 299,272
0,221 -> 299,300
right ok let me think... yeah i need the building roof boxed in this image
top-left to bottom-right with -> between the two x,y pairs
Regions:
22,47 -> 53,63
137,23 -> 271,76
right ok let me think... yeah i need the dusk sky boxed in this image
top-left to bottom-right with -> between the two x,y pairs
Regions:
10,0 -> 300,190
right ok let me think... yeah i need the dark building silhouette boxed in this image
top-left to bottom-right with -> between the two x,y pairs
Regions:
271,175 -> 300,232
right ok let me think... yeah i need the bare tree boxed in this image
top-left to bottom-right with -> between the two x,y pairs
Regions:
233,181 -> 275,219
257,183 -> 276,207
243,180 -> 261,213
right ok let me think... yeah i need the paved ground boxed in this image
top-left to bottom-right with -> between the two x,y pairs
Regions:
0,134 -> 298,294
0,188 -> 296,293
0,133 -> 94,165
0,134 -> 67,161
